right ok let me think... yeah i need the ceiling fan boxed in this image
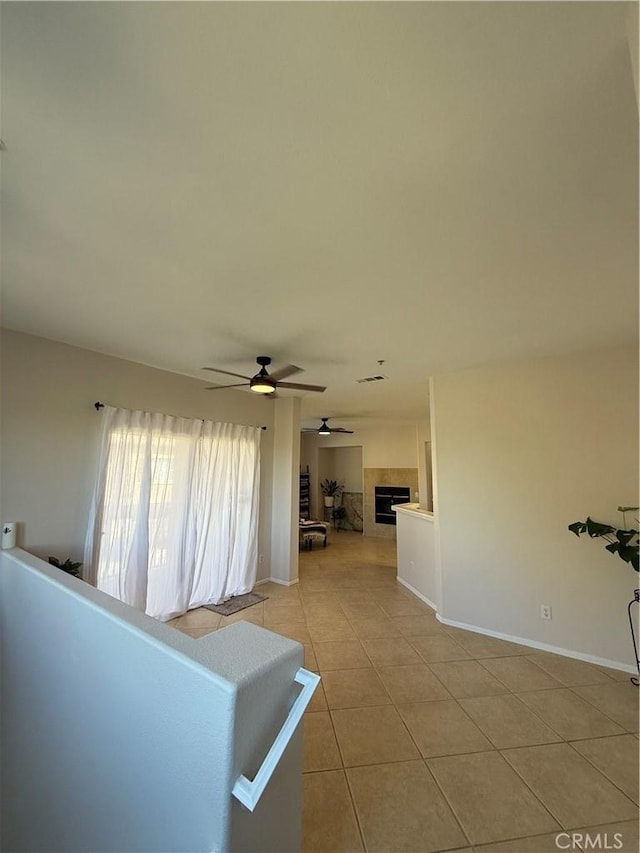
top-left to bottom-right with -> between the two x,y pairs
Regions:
202,356 -> 326,395
302,417 -> 354,436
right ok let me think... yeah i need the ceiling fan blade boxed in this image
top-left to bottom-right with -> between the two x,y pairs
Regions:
276,381 -> 327,392
205,383 -> 250,390
202,367 -> 252,380
269,363 -> 303,381
331,428 -> 355,433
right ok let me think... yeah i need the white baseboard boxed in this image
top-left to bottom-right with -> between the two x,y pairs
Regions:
395,576 -> 636,673
255,577 -> 299,588
397,577 -> 439,613
258,570 -> 636,674
434,612 -> 637,675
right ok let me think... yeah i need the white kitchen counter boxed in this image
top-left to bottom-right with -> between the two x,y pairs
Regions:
392,502 -> 435,521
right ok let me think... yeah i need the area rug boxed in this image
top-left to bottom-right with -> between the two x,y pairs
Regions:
203,591 -> 267,617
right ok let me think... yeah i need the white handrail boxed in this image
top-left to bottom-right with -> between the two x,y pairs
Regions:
232,667 -> 320,812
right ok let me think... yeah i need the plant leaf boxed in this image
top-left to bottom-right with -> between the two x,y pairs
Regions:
616,529 -> 638,545
569,513 -> 639,571
585,518 -> 616,538
618,544 -> 640,569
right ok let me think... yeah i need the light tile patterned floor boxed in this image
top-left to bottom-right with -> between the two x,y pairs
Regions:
171,531 -> 639,853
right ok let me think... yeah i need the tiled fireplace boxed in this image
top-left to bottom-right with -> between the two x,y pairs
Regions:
374,485 -> 411,525
363,468 -> 418,538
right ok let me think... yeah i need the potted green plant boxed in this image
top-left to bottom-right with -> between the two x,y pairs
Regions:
568,506 -> 639,571
48,556 -> 83,578
320,479 -> 343,508
568,507 -> 639,686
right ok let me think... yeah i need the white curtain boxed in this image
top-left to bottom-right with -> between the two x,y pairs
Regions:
84,406 -> 261,621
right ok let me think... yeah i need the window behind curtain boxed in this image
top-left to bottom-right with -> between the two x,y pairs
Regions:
85,407 -> 261,620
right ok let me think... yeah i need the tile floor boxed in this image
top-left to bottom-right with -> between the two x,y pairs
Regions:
170,531 -> 639,853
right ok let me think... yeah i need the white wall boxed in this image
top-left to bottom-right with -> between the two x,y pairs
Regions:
318,445 -> 363,494
0,330 -> 275,580
431,345 -> 639,668
316,444 -> 333,516
395,509 -> 438,609
301,423 -> 420,519
416,419 -> 431,509
627,2 -> 638,106
302,423 -> 419,469
270,397 -> 301,584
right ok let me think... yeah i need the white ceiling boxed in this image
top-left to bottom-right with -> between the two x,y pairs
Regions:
1,2 -> 637,429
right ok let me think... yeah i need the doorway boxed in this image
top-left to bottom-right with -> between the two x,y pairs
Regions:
318,445 -> 364,531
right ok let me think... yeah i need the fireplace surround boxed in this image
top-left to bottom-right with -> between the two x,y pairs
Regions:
363,468 -> 418,538
374,485 -> 411,525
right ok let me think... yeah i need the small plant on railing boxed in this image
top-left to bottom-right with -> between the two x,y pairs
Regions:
568,506 -> 639,571
48,556 -> 83,578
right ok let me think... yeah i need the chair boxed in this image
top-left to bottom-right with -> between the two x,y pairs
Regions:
299,521 -> 328,550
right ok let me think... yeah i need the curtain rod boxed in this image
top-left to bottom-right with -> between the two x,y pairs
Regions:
93,402 -> 267,430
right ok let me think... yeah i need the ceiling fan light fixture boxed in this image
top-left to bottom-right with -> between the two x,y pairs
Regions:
302,418 -> 353,435
204,355 -> 325,395
250,375 -> 276,394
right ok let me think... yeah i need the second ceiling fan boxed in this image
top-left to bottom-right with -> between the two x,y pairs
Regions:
203,356 -> 326,395
303,418 -> 354,435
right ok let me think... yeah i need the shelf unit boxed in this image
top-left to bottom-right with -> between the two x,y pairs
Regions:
299,468 -> 310,521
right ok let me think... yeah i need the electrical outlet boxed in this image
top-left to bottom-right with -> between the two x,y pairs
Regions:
409,560 -> 415,571
259,554 -> 264,565
540,604 -> 552,620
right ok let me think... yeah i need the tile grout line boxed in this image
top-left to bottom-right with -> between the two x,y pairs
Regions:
297,535 -> 638,850
312,590 -> 371,852
474,655 -> 564,692
418,756 -> 475,850
436,743 -> 565,845
564,737 -> 640,808
566,684 -> 639,733
306,555 -> 475,851
341,763 -> 369,852
324,699 -> 368,852
498,745 -> 602,833
507,687 -> 623,743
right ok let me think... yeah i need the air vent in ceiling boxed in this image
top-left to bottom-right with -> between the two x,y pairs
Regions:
356,375 -> 387,383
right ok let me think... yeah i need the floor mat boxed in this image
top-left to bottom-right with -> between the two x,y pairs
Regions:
202,591 -> 266,616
